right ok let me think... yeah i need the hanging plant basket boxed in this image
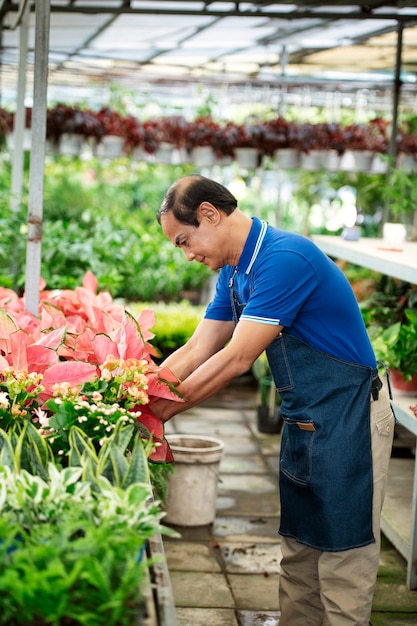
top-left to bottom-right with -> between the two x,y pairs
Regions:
96,135 -> 126,159
192,145 -> 215,167
235,146 -> 260,169
274,147 -> 300,169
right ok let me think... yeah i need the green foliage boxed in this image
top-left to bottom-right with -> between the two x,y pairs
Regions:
383,165 -> 417,220
0,463 -> 166,625
360,278 -> 417,380
0,155 -> 210,300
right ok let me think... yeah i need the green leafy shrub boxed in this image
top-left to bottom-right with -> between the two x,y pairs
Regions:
0,155 -> 210,301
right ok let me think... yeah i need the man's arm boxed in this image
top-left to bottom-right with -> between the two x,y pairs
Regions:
151,318 -> 283,421
161,318 -> 236,381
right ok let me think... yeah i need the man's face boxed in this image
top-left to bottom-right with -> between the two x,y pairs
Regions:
160,208 -> 226,271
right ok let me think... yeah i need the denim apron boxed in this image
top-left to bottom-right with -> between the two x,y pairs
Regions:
229,269 -> 376,552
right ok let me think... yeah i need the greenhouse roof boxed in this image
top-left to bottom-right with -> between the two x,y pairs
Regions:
1,1 -> 417,105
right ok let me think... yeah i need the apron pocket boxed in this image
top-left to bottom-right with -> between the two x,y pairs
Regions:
280,420 -> 315,485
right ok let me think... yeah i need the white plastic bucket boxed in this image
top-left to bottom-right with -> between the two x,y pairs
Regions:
164,434 -> 224,526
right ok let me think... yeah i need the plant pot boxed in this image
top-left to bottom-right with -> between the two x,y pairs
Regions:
164,434 -> 224,526
235,147 -> 260,169
154,142 -> 175,164
322,149 -> 341,171
59,133 -> 84,156
300,150 -> 323,171
351,150 -> 374,172
97,135 -> 125,159
398,153 -> 417,172
389,370 -> 417,396
274,148 -> 300,169
6,128 -> 32,152
257,405 -> 283,434
192,145 -> 215,167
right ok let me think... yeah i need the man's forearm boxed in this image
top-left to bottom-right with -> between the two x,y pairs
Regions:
153,344 -> 252,422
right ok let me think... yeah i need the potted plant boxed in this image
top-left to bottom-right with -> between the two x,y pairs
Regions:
0,451 -> 174,625
397,116 -> 417,171
0,108 -> 12,149
342,117 -> 389,172
251,352 -> 282,434
184,116 -> 220,166
227,118 -> 264,168
95,107 -> 130,158
46,104 -> 103,155
361,281 -> 417,393
0,272 -> 182,623
263,117 -> 301,169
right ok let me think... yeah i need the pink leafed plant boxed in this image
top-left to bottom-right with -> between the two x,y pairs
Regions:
0,271 -> 183,463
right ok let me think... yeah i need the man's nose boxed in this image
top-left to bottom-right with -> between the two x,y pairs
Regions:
187,250 -> 195,261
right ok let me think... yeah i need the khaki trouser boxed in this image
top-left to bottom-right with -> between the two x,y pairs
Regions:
278,385 -> 395,626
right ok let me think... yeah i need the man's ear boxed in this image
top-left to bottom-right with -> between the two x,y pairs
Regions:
198,201 -> 221,225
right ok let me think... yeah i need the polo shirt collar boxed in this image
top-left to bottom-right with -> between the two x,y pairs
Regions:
236,217 -> 267,275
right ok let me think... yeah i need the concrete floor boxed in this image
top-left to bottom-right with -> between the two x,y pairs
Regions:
162,376 -> 417,626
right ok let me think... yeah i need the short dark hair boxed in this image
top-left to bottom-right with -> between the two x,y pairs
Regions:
157,175 -> 238,227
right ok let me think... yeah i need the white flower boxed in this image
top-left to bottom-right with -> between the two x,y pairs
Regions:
0,392 -> 10,411
32,407 -> 50,427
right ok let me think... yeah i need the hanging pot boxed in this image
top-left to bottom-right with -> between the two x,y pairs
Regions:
274,148 -> 300,170
351,150 -> 374,172
398,153 -> 417,172
235,147 -> 260,169
192,145 -> 215,167
97,135 -> 125,159
300,150 -> 323,171
59,133 -> 84,156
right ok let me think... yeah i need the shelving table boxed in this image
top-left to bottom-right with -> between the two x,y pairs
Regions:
312,235 -> 417,589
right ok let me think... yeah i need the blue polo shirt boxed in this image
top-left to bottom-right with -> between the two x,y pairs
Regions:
205,217 -> 376,367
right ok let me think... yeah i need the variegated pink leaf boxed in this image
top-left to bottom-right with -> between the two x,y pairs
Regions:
9,329 -> 29,371
41,361 -> 97,397
26,345 -> 59,373
91,333 -> 119,363
116,312 -> 146,360
136,309 -> 156,341
82,270 -> 98,294
146,372 -> 184,402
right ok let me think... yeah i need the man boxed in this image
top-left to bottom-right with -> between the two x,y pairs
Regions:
150,174 -> 394,626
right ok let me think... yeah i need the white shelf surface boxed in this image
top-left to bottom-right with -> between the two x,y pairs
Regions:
312,235 -> 417,284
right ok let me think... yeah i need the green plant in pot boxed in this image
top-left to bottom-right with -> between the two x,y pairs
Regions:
251,352 -> 282,434
370,310 -> 417,391
361,281 -> 417,392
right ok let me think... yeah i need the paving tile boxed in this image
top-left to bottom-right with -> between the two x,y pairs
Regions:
238,610 -> 281,626
371,613 -> 417,626
164,541 -> 221,573
219,473 -> 278,493
372,583 -> 417,612
219,542 -> 282,574
228,573 -> 280,611
216,492 -> 280,516
175,607 -> 239,626
220,454 -> 270,474
173,419 -> 252,437
264,455 -> 280,475
170,571 -> 235,608
213,516 -> 281,542
257,437 -> 282,457
220,435 -> 260,455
